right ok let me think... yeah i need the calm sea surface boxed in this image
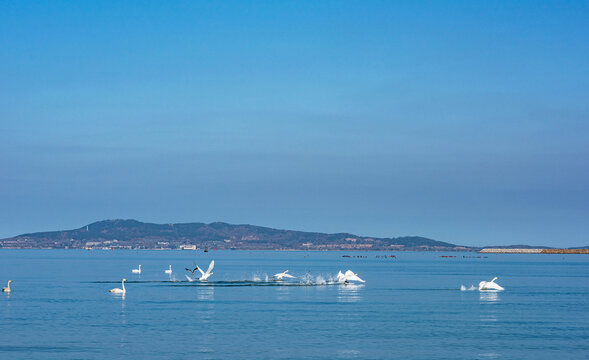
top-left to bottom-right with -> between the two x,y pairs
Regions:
1,250 -> 588,359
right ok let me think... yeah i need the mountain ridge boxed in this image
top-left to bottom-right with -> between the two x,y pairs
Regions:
1,219 -> 475,251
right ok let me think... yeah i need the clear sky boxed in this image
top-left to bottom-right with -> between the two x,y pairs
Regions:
1,1 -> 588,247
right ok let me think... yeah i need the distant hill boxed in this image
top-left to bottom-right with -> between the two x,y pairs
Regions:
0,219 -> 475,251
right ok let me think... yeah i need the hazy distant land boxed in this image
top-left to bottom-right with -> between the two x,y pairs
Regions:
0,219 -> 472,251
0,219 -> 586,251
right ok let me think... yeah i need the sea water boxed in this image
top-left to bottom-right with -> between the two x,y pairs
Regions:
1,250 -> 588,359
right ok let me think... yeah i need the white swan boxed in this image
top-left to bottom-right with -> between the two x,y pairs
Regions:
109,278 -> 126,294
478,277 -> 504,291
2,280 -> 12,293
337,270 -> 365,284
131,264 -> 142,274
272,270 -> 296,281
194,260 -> 214,281
164,265 -> 172,274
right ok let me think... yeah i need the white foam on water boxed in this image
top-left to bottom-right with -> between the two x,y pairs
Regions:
299,273 -> 315,285
296,273 -> 328,285
460,284 -> 476,291
252,273 -> 269,282
315,275 -> 326,285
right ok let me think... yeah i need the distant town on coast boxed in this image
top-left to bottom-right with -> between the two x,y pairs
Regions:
1,219 -> 587,252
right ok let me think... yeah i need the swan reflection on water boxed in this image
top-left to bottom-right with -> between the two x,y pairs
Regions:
275,283 -> 292,300
337,283 -> 365,303
479,290 -> 500,303
197,286 -> 215,301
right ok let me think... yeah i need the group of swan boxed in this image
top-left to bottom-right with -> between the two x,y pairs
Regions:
130,264 -> 174,275
109,262 -> 503,295
271,269 -> 366,284
182,265 -> 367,284
185,260 -> 215,282
7,270 -> 502,296
108,264 -> 175,295
108,265 -> 367,295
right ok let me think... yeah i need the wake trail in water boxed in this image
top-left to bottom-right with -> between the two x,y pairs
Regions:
460,284 -> 477,291
251,273 -> 269,282
94,273 -> 345,287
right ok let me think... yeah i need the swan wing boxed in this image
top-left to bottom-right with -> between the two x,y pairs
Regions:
348,274 -> 366,282
196,265 -> 205,276
185,274 -> 195,282
486,282 -> 504,290
205,260 -> 215,275
344,270 -> 365,282
282,273 -> 296,278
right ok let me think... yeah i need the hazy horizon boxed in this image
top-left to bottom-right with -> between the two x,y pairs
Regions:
1,1 -> 588,247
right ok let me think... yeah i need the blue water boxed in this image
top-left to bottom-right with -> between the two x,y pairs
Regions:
1,250 -> 588,359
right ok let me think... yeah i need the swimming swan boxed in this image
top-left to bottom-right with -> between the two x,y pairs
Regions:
272,270 -> 296,281
337,270 -> 365,284
2,280 -> 12,293
196,260 -> 214,281
478,277 -> 504,291
109,279 -> 126,294
131,264 -> 142,274
164,265 -> 172,274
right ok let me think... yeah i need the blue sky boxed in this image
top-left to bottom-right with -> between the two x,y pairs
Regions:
1,1 -> 588,246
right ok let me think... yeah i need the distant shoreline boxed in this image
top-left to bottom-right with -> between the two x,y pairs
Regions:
480,248 -> 589,254
1,247 -> 589,254
2,219 -> 587,251
0,247 -> 476,252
